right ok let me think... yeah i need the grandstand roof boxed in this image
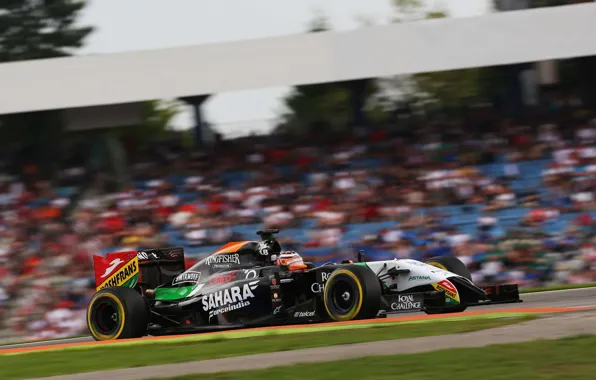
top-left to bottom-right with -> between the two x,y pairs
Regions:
0,3 -> 595,115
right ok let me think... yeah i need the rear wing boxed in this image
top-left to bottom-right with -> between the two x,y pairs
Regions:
93,247 -> 186,291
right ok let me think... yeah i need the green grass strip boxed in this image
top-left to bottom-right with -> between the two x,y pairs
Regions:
158,334 -> 596,380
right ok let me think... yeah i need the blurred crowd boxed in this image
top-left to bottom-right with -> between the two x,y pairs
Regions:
351,213 -> 596,289
2,98 -> 596,340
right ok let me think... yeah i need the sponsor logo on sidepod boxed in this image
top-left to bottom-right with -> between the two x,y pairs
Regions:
209,272 -> 237,285
173,271 -> 201,286
202,281 -> 259,320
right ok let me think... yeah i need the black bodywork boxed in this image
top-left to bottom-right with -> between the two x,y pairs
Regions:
134,231 -> 522,336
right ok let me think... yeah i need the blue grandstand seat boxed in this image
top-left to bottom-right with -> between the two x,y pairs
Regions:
494,208 -> 528,221
56,187 -> 75,197
446,213 -> 478,225
141,156 -> 567,258
346,222 -> 394,235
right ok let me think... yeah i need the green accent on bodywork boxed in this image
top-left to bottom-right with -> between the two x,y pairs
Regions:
154,286 -> 196,301
121,274 -> 138,289
354,263 -> 368,267
445,297 -> 459,305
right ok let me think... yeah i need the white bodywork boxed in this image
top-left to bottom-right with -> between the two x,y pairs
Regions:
364,259 -> 470,303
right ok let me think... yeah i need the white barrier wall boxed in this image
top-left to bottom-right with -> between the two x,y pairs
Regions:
0,3 -> 595,114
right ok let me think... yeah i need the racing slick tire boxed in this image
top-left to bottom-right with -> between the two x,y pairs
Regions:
424,256 -> 471,315
425,255 -> 472,281
323,265 -> 381,322
87,286 -> 149,341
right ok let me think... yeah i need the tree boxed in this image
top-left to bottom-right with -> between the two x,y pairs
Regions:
279,82 -> 353,134
118,100 -> 182,149
0,0 -> 94,62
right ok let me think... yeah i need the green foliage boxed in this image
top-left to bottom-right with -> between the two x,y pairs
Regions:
280,83 -> 353,133
113,100 -> 181,148
141,100 -> 180,135
412,68 -> 484,110
0,0 -> 94,62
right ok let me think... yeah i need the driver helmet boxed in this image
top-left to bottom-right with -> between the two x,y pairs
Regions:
275,250 -> 307,271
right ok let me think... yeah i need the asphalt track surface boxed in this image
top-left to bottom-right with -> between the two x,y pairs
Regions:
3,287 -> 596,351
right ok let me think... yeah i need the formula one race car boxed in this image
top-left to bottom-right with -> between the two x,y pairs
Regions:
86,229 -> 522,340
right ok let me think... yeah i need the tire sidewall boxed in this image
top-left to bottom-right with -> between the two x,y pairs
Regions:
87,287 -> 148,340
323,265 -> 381,322
323,269 -> 364,322
87,291 -> 127,340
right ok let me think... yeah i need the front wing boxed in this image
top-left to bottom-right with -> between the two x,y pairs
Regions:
380,284 -> 522,315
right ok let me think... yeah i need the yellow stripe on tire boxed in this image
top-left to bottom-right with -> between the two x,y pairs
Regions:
426,262 -> 447,270
87,292 -> 126,340
324,269 -> 364,322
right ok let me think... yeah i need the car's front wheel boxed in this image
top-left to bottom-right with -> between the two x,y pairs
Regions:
323,265 -> 381,322
87,287 -> 148,341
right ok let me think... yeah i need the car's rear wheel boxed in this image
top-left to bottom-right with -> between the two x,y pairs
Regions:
323,265 -> 381,322
87,287 -> 148,341
424,256 -> 470,315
